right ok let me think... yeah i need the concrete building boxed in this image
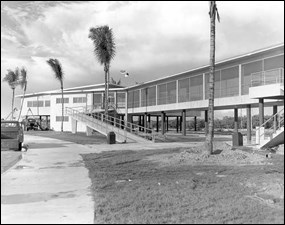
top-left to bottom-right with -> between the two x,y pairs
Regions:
17,43 -> 284,146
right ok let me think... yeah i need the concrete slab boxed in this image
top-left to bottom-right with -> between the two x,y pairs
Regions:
1,135 -> 95,224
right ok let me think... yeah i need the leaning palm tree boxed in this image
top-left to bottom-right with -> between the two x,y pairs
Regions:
47,58 -> 64,132
88,25 -> 116,118
18,68 -> 28,121
3,68 -> 20,120
205,1 -> 220,155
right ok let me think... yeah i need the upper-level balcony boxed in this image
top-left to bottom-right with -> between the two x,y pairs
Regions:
249,68 -> 284,99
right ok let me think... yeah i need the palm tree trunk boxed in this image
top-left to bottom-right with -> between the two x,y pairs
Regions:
205,1 -> 216,155
104,63 -> 109,121
11,88 -> 15,120
18,89 -> 26,121
61,82 -> 64,132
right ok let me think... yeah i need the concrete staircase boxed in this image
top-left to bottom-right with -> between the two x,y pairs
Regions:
66,107 -> 156,143
256,107 -> 284,149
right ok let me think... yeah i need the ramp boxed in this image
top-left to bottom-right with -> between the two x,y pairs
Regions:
66,107 -> 156,143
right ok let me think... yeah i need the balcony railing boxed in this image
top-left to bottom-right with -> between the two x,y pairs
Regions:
251,68 -> 284,87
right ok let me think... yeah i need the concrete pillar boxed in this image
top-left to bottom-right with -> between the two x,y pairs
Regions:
121,115 -> 124,129
156,116 -> 159,132
148,115 -> 151,130
86,126 -> 93,136
71,118 -> 77,134
180,116 -> 182,132
194,116 -> 197,131
259,98 -> 264,126
176,116 -> 179,133
161,112 -> 165,135
144,113 -> 148,131
234,108 -> 238,133
166,116 -> 169,132
246,105 -> 252,144
182,110 -> 186,136
205,110 -> 208,135
127,114 -> 132,132
273,105 -> 278,132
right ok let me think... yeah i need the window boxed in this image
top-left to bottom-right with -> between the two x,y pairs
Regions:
220,66 -> 239,97
127,90 -> 140,108
45,100 -> 50,107
190,75 -> 203,101
166,81 -> 176,104
147,86 -> 156,106
27,101 -> 33,107
56,98 -> 69,104
241,60 -> 263,95
117,92 -> 125,108
73,97 -> 87,103
178,78 -> 190,103
38,101 -> 44,107
158,84 -> 167,105
56,116 -> 69,122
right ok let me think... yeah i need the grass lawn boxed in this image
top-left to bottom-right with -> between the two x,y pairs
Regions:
82,147 -> 284,224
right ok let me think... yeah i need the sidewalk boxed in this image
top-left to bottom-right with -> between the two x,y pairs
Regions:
1,135 -> 95,224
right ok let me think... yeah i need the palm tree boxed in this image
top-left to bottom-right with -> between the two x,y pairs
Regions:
205,1 -> 220,155
3,68 -> 20,120
18,68 -> 28,121
88,25 -> 116,118
47,58 -> 64,132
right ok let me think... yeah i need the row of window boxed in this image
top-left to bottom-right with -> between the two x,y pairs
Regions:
27,100 -> 50,107
55,116 -> 69,122
127,54 -> 284,108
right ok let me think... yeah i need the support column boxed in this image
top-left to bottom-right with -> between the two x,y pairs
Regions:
127,114 -> 132,132
234,108 -> 238,133
204,110 -> 208,135
144,113 -> 148,131
180,116 -> 182,132
246,105 -> 251,144
194,116 -> 197,131
176,116 -> 179,133
71,118 -> 77,134
182,110 -> 186,136
156,116 -> 159,132
148,115 -> 151,130
259,98 -> 264,126
273,105 -> 278,132
161,112 -> 165,135
166,116 -> 169,132
86,126 -> 93,136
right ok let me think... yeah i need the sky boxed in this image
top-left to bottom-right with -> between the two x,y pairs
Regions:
1,1 -> 284,119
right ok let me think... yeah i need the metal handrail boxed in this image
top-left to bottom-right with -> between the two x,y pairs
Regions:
66,107 -> 158,142
256,107 -> 284,144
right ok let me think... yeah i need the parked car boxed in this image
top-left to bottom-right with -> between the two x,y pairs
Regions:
1,120 -> 24,151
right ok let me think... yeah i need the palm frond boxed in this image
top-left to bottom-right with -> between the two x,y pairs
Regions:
89,25 -> 116,65
19,68 -> 28,91
47,58 -> 64,82
2,68 -> 20,89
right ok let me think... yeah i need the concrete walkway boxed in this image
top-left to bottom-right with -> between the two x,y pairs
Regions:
1,134 -> 208,224
1,135 -> 96,224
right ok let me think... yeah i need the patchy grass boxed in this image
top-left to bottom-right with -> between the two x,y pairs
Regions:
25,131 -> 107,145
82,148 -> 284,224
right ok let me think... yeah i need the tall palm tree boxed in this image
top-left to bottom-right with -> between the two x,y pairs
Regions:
88,25 -> 116,118
205,1 -> 220,155
18,68 -> 28,121
47,58 -> 64,132
3,68 -> 20,120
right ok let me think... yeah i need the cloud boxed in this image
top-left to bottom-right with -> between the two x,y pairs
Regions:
1,1 -> 284,117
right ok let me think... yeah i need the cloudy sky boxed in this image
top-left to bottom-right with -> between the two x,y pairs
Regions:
1,1 -> 284,118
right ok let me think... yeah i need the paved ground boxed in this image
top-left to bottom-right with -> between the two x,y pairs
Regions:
1,151 -> 22,174
1,135 -> 95,224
